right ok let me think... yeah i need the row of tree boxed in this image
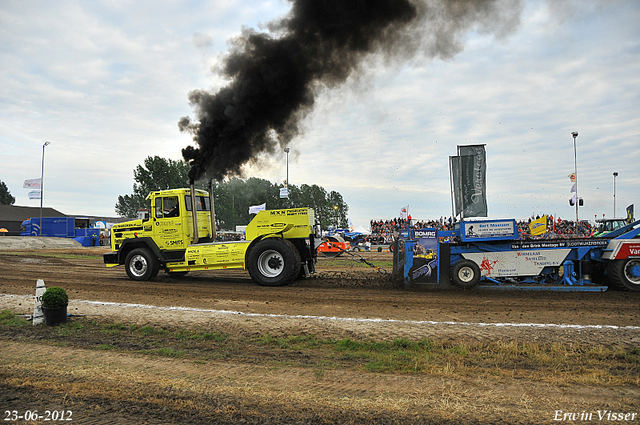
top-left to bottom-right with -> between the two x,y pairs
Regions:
115,156 -> 349,231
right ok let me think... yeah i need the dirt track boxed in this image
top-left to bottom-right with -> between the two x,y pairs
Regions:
1,249 -> 639,424
1,249 -> 639,340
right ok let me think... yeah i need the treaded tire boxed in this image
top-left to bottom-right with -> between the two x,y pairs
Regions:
247,238 -> 301,287
609,259 -> 640,292
125,248 -> 159,281
451,259 -> 481,289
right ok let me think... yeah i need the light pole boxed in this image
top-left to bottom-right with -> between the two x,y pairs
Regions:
571,132 -> 578,234
39,141 -> 50,236
284,147 -> 290,199
613,172 -> 618,218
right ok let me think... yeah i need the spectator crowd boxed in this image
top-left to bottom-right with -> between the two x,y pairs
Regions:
371,216 -> 456,235
369,214 -> 594,241
517,215 -> 593,239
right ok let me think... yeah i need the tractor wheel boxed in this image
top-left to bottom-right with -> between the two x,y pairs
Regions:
125,248 -> 159,281
608,259 -> 640,291
451,259 -> 481,289
247,238 -> 301,287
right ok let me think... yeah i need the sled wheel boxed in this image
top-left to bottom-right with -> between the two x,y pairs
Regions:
609,259 -> 640,292
248,238 -> 301,287
125,248 -> 158,281
451,259 -> 481,289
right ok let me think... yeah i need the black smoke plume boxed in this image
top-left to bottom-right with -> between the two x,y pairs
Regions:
180,0 -> 523,182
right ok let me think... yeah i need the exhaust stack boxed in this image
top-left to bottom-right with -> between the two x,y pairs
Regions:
209,180 -> 217,241
190,179 -> 199,244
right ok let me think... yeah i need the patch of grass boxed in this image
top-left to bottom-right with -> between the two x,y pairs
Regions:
96,344 -> 117,350
259,334 -> 321,350
102,322 -> 128,335
155,347 -> 185,358
53,326 -> 73,337
1,313 -> 638,387
175,329 -> 228,342
139,325 -> 167,336
0,310 -> 29,327
201,331 -> 229,342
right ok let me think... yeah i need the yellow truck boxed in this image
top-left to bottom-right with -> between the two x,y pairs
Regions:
104,187 -> 319,286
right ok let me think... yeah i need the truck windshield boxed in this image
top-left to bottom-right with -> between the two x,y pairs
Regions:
598,220 -> 627,232
156,196 -> 180,218
185,195 -> 210,212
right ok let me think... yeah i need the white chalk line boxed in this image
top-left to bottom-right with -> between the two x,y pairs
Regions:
2,293 -> 639,331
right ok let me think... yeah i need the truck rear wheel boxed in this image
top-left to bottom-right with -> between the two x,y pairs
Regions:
125,248 -> 159,281
451,259 -> 481,289
609,259 -> 640,291
248,238 -> 301,287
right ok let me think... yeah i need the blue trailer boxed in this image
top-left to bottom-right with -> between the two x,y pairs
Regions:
20,217 -> 100,247
399,218 -> 640,292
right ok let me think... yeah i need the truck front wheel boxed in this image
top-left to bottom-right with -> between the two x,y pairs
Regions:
248,238 -> 301,287
609,259 -> 640,291
125,248 -> 159,281
451,259 -> 481,289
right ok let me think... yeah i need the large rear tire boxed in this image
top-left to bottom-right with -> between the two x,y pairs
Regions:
451,259 -> 481,289
609,259 -> 640,291
247,238 -> 301,287
125,248 -> 159,281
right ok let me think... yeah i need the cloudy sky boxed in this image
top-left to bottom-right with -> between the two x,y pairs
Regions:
1,0 -> 638,229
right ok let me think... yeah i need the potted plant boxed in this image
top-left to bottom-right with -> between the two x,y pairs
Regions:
41,286 -> 69,326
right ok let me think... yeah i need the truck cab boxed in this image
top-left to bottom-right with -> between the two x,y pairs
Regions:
593,218 -> 629,237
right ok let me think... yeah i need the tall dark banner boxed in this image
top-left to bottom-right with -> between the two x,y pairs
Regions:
457,144 -> 487,218
449,155 -> 474,218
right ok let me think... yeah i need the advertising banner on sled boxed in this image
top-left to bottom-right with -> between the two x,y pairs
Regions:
409,228 -> 438,283
462,249 -> 571,278
460,219 -> 518,242
457,144 -> 488,218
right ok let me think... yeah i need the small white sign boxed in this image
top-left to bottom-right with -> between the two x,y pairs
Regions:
33,279 -> 46,325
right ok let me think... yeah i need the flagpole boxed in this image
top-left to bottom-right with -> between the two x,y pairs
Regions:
571,132 -> 578,234
39,141 -> 50,237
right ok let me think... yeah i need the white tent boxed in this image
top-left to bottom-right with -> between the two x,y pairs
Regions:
353,226 -> 371,235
